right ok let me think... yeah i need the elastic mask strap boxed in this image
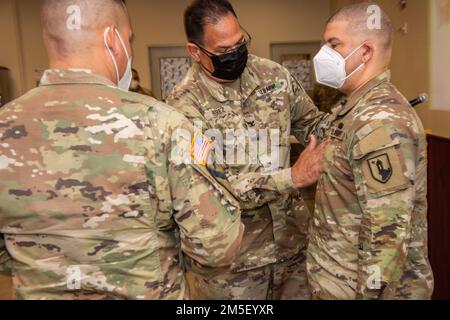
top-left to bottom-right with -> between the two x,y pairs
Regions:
343,43 -> 366,80
344,43 -> 365,61
104,27 -> 120,85
114,29 -> 130,60
344,62 -> 365,80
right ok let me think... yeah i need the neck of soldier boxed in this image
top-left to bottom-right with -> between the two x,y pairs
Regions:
341,64 -> 388,97
48,55 -> 117,84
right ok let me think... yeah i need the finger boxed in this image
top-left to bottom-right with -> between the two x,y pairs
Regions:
307,135 -> 318,150
318,139 -> 330,151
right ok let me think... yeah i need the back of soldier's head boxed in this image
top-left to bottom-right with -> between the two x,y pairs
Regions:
41,0 -> 129,59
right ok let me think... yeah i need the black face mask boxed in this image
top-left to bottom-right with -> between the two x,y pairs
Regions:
198,43 -> 249,81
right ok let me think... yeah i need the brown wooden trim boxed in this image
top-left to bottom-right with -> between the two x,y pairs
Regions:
427,134 -> 450,300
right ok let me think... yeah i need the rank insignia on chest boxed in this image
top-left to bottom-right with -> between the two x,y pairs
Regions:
368,153 -> 393,184
256,83 -> 276,98
191,131 -> 212,166
329,125 -> 346,141
211,106 -> 225,117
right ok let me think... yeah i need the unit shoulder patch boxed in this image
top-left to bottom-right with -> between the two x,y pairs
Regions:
360,147 -> 409,197
367,153 -> 392,184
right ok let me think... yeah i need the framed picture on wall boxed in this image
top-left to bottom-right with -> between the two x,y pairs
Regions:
270,42 -> 320,94
280,53 -> 312,91
159,57 -> 191,100
149,46 -> 192,101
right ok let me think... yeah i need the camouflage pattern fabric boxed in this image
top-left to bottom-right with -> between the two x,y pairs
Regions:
187,252 -> 308,300
307,70 -> 434,300
0,69 -> 244,300
0,234 -> 11,275
167,55 -> 332,299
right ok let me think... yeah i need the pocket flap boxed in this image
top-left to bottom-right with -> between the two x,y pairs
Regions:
353,126 -> 400,160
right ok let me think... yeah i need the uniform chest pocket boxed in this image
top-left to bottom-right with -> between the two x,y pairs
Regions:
203,103 -> 243,130
352,127 -> 410,198
324,136 -> 353,180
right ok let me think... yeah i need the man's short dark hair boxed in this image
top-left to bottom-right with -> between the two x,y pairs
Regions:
328,2 -> 394,50
184,0 -> 237,45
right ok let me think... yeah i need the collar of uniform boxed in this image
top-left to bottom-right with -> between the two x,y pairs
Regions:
39,69 -> 116,87
195,54 -> 262,103
338,69 -> 391,117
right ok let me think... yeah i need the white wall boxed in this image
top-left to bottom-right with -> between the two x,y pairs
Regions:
430,0 -> 450,110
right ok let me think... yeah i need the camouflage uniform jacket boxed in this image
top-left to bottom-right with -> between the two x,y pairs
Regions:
167,55 -> 331,272
0,69 -> 244,300
307,70 -> 434,300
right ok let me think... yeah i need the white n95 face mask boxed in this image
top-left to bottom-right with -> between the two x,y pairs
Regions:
313,44 -> 365,89
104,27 -> 133,91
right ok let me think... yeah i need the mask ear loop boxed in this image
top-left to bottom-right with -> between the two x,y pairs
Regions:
114,29 -> 130,60
343,43 -> 366,80
104,27 -> 120,85
343,43 -> 366,61
345,62 -> 365,80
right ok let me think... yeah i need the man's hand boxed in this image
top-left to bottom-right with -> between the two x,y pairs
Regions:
291,135 -> 328,188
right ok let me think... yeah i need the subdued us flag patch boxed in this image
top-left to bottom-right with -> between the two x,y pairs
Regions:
191,131 -> 212,166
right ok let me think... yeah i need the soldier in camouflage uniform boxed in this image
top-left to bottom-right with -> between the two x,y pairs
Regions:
307,3 -> 434,300
167,0 -> 330,300
0,0 -> 244,300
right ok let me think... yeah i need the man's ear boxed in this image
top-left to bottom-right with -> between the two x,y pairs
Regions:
104,24 -> 120,58
187,42 -> 201,63
362,42 -> 374,63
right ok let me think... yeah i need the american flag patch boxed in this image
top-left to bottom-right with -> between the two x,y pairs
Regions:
191,131 -> 212,166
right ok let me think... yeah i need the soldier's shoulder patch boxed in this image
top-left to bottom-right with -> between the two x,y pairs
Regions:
191,131 -> 212,166
360,147 -> 409,197
367,153 -> 392,184
353,126 -> 410,197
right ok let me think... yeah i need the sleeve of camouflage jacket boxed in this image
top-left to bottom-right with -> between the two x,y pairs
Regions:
228,168 -> 295,208
164,94 -> 280,209
147,107 -> 244,268
229,72 -> 335,204
289,72 -> 333,146
351,120 -> 420,300
167,91 -> 322,210
0,234 -> 11,275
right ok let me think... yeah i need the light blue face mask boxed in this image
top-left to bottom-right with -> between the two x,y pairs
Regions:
313,43 -> 365,89
104,27 -> 133,91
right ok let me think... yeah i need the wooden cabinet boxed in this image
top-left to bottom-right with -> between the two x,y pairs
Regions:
0,274 -> 12,300
427,135 -> 450,300
0,67 -> 11,107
